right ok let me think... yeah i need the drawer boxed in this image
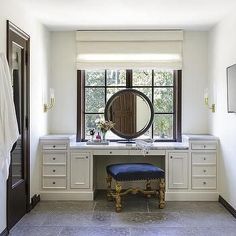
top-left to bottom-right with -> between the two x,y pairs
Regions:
94,150 -> 129,156
43,153 -> 66,164
42,177 -> 66,189
192,166 -> 216,176
192,177 -> 216,189
192,153 -> 216,165
43,165 -> 66,176
191,143 -> 216,150
42,144 -> 67,150
129,149 -> 166,156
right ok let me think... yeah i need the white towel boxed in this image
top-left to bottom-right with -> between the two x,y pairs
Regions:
0,53 -> 19,180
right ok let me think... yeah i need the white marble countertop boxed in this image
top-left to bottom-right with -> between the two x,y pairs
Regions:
70,141 -> 189,150
39,134 -> 218,150
40,134 -> 75,141
183,134 -> 219,141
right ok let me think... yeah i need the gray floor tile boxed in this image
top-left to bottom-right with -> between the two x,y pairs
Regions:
10,226 -> 63,236
10,195 -> 236,236
16,212 -> 48,226
130,227 -> 236,236
59,226 -> 130,236
111,212 -> 182,227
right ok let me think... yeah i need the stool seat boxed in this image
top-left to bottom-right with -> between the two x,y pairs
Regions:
106,163 -> 165,181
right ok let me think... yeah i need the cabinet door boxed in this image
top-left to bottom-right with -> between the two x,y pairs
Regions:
168,153 -> 188,189
70,153 -> 90,189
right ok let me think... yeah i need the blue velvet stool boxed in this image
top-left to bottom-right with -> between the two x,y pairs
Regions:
106,163 -> 165,212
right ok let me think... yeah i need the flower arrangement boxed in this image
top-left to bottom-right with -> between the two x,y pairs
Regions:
95,119 -> 115,133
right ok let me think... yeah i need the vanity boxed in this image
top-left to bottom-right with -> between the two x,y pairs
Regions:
39,134 -> 218,201
40,89 -> 218,201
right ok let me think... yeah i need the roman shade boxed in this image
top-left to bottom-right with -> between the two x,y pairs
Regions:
76,30 -> 183,70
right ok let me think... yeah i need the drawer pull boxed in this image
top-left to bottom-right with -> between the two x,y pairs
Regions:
53,170 -> 56,173
53,182 -> 56,184
203,181 -> 206,185
53,145 -> 56,148
53,157 -> 56,160
146,151 -> 149,154
109,151 -> 112,154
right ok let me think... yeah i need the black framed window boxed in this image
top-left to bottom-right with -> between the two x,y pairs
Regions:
77,69 -> 181,142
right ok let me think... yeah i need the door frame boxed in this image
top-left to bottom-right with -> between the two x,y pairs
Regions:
6,20 -> 31,229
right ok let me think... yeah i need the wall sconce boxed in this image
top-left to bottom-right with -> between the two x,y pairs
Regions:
44,88 -> 55,112
204,88 -> 215,113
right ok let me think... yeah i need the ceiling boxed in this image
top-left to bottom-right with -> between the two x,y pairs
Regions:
22,0 -> 236,31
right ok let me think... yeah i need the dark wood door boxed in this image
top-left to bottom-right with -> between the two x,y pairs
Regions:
7,21 -> 30,230
110,92 -> 136,135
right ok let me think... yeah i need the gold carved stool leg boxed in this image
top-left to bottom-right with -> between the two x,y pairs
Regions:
106,175 -> 113,201
115,182 -> 122,212
145,179 -> 152,198
159,178 -> 165,209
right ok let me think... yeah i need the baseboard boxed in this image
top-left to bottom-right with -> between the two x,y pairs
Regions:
166,192 -> 219,201
219,195 -> 236,218
0,228 -> 8,236
31,194 -> 40,210
40,191 -> 94,201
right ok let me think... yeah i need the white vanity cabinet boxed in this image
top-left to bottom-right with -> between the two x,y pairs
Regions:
70,152 -> 91,189
168,152 -> 188,189
40,135 -> 94,201
39,134 -> 218,201
190,140 -> 217,190
41,140 -> 68,190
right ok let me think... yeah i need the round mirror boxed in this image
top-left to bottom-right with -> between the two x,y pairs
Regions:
105,89 -> 154,139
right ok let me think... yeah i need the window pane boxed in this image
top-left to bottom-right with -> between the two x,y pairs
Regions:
154,88 -> 173,113
133,69 -> 152,86
133,87 -> 152,102
154,70 -> 173,86
107,70 -> 126,86
85,114 -> 104,139
107,88 -> 125,101
153,114 -> 173,140
85,88 -> 105,112
85,70 -> 105,86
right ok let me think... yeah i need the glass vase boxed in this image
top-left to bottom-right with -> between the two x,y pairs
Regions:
102,131 -> 107,141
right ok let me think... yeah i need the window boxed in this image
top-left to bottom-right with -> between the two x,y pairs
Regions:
77,69 -> 181,142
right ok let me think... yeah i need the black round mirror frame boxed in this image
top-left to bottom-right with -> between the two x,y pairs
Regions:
105,88 -> 154,140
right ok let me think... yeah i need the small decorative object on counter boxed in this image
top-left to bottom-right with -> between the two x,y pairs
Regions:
89,129 -> 95,141
95,132 -> 101,141
95,119 -> 115,141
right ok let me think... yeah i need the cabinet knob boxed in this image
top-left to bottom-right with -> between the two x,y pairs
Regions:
170,156 -> 173,159
203,145 -> 206,148
86,156 -> 88,159
53,170 -> 56,172
203,169 -> 206,173
53,157 -> 56,160
53,182 -> 56,184
109,151 -> 112,154
53,145 -> 56,148
203,157 -> 206,161
203,181 -> 206,185
146,151 -> 149,154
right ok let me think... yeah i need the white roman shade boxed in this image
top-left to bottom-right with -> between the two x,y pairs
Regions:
76,30 -> 183,70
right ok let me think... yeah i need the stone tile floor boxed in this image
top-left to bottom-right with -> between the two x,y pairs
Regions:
10,191 -> 236,236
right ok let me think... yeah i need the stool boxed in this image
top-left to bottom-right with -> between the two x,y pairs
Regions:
106,163 -> 165,212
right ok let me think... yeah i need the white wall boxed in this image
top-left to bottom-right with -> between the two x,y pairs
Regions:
182,32 -> 209,134
49,32 -> 77,134
49,31 -> 209,135
208,12 -> 236,209
0,0 -> 50,232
